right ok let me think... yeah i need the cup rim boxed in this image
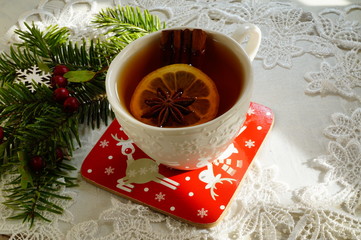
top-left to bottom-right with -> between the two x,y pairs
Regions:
106,27 -> 253,132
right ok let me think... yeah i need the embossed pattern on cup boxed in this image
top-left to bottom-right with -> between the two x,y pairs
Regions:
106,25 -> 261,170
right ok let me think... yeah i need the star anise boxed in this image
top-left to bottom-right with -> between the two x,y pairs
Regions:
141,88 -> 196,127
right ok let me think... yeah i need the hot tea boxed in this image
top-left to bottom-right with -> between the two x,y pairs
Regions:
117,29 -> 244,127
107,24 -> 260,169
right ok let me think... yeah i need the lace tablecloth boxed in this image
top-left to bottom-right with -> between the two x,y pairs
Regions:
1,0 -> 361,239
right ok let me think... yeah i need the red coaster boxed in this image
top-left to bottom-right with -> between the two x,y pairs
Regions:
81,102 -> 274,228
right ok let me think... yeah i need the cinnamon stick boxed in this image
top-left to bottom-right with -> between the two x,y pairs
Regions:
191,29 -> 207,68
173,30 -> 182,63
160,30 -> 174,65
160,29 -> 207,67
180,29 -> 192,64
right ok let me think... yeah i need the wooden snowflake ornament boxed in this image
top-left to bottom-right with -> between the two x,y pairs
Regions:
14,65 -> 52,92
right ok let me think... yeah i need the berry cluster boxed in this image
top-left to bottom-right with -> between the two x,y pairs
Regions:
51,65 -> 80,113
27,65 -> 78,174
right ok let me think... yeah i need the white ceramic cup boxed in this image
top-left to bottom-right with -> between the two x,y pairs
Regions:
106,24 -> 261,170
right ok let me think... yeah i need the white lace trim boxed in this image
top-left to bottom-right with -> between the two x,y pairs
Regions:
305,48 -> 361,101
1,0 -> 361,239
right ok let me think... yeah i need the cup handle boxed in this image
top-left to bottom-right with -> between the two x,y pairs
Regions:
231,23 -> 261,62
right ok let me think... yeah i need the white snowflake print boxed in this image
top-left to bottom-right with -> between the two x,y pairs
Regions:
149,164 -> 159,173
245,140 -> 255,148
197,208 -> 208,218
104,166 -> 115,175
99,139 -> 109,148
247,108 -> 255,115
14,65 -> 52,92
155,192 -> 166,202
139,167 -> 148,175
128,169 -> 137,178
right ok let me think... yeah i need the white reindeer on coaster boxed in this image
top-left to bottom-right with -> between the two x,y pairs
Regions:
111,132 -> 180,192
199,163 -> 236,200
199,126 -> 246,200
213,143 -> 242,176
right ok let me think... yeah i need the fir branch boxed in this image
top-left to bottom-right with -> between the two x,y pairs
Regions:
51,39 -> 111,69
0,83 -> 80,156
3,165 -> 74,227
93,5 -> 164,34
93,6 -> 165,52
0,47 -> 41,84
14,23 -> 112,71
69,76 -> 112,128
15,23 -> 69,61
0,4 -> 167,226
0,24 -> 68,85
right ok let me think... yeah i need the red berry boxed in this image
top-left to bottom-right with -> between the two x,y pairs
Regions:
51,75 -> 68,88
29,156 -> 45,173
55,147 -> 64,162
0,127 -> 4,142
53,65 -> 70,76
63,97 -> 80,113
53,88 -> 70,103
